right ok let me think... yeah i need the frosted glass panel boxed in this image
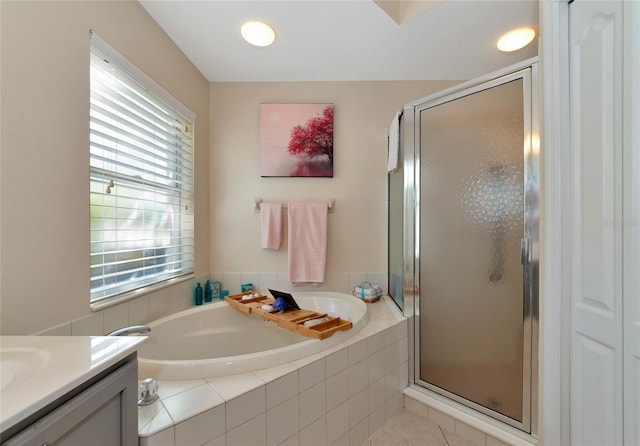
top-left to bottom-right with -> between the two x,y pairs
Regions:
388,137 -> 404,310
419,79 -> 525,422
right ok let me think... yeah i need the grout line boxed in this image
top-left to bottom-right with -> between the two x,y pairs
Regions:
439,425 -> 451,446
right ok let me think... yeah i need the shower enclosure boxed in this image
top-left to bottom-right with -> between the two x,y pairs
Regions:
389,60 -> 538,433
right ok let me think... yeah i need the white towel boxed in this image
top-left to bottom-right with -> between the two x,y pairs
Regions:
387,111 -> 400,172
260,202 -> 282,250
288,202 -> 328,284
354,285 -> 382,297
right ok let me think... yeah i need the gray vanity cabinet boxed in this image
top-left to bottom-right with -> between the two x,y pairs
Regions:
2,359 -> 138,446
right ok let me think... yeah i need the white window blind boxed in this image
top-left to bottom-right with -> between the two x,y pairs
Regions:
90,34 -> 194,304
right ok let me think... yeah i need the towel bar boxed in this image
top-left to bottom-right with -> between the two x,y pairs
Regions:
254,198 -> 335,213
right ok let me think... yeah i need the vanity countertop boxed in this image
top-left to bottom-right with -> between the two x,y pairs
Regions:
0,335 -> 146,433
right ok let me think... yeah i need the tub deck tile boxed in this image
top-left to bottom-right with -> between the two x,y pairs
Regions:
162,383 -> 225,424
254,362 -> 298,383
291,350 -> 328,369
138,400 -> 175,437
155,378 -> 206,400
207,372 -> 264,401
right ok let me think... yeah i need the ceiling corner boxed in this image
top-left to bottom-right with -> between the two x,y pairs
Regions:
373,0 -> 444,25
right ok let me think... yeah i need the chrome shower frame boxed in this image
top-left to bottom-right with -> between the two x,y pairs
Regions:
401,58 -> 539,435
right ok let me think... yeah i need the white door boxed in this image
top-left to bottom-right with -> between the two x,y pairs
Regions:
622,2 -> 640,445
569,1 -> 624,445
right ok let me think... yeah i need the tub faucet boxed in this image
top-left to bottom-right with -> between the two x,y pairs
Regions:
107,325 -> 151,336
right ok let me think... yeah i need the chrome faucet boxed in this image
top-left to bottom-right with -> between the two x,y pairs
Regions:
107,325 -> 151,336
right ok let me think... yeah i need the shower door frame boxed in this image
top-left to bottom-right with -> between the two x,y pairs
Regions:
403,59 -> 539,434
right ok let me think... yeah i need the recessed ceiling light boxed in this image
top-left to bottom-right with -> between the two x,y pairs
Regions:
241,21 -> 276,47
497,27 -> 536,52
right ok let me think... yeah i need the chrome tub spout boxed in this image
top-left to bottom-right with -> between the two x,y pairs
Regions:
107,325 -> 151,336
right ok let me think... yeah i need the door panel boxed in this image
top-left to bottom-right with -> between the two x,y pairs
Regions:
623,2 -> 640,445
417,74 -> 532,430
569,1 -> 624,444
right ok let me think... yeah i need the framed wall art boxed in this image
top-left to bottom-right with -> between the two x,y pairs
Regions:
260,103 -> 334,177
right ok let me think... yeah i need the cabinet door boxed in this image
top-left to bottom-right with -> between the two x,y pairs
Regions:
569,1 -> 624,445
3,360 -> 138,446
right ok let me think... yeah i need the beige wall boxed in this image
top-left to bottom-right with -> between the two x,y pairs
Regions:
0,0 -> 458,335
209,81 -> 456,277
0,1 -> 210,334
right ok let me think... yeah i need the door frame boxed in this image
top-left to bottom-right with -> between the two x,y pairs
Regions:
538,1 -> 571,445
403,59 -> 539,434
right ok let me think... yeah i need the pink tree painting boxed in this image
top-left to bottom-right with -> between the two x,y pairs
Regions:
260,103 -> 334,177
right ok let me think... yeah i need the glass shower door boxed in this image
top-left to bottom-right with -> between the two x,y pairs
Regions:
415,70 -> 536,432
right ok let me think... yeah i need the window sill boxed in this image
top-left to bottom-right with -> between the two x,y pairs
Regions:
90,274 -> 195,312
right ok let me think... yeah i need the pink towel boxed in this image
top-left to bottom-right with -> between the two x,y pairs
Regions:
288,202 -> 328,284
260,202 -> 282,250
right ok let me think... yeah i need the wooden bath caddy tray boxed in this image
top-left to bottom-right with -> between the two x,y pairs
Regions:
224,292 -> 352,340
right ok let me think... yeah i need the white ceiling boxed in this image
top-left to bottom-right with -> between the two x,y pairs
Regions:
139,0 -> 539,82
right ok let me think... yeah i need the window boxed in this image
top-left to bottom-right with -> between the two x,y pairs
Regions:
90,33 -> 194,304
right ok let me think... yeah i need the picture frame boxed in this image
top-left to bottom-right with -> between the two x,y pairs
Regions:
260,103 -> 334,177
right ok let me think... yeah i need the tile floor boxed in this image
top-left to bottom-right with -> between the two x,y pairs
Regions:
365,409 -> 476,446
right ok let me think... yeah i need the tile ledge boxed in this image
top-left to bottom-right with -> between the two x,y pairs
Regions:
381,295 -> 405,321
137,298 -> 404,437
403,386 -> 537,446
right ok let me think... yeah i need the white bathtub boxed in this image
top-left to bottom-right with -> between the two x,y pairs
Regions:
138,291 -> 368,380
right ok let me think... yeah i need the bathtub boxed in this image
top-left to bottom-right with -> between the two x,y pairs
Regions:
137,291 -> 368,380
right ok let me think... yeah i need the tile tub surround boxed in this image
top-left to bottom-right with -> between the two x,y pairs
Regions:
209,272 -> 387,298
138,296 -> 407,446
33,272 -> 385,337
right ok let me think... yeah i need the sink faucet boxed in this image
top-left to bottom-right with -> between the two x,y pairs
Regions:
107,325 -> 151,336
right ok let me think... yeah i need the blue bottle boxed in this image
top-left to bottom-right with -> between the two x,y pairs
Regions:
194,283 -> 203,305
204,280 -> 212,303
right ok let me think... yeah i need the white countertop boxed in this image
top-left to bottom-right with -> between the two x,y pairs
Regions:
0,335 -> 146,433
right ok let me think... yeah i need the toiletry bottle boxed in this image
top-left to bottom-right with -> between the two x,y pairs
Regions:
204,280 -> 212,303
194,283 -> 203,305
